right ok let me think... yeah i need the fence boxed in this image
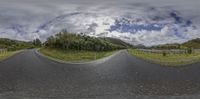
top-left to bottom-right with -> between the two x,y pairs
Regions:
193,49 -> 200,54
0,48 -> 7,55
138,49 -> 200,54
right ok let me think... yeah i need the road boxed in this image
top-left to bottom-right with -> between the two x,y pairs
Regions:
0,49 -> 200,99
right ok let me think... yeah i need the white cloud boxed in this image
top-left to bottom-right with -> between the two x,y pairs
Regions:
0,0 -> 200,46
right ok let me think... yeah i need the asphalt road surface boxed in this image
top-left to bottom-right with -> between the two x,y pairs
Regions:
0,50 -> 200,99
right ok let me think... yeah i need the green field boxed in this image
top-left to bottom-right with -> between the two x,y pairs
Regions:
39,48 -> 115,63
0,50 -> 22,61
128,49 -> 200,66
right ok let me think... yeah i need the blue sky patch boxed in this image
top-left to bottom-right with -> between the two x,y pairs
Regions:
108,19 -> 163,33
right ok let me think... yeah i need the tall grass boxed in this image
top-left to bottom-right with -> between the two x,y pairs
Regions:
0,50 -> 22,61
39,48 -> 115,62
128,49 -> 200,66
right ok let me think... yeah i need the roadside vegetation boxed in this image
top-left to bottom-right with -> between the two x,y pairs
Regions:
127,38 -> 200,66
0,38 -> 35,51
0,38 -> 40,61
44,31 -> 128,51
128,49 -> 200,66
39,30 -> 130,62
39,48 -> 115,62
0,50 -> 23,61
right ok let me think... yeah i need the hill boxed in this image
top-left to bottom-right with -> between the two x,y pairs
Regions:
101,37 -> 133,48
44,32 -> 129,51
0,38 -> 33,51
150,43 -> 181,49
148,38 -> 200,49
182,38 -> 200,49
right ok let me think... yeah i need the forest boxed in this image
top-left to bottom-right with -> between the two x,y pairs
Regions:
44,31 -> 130,51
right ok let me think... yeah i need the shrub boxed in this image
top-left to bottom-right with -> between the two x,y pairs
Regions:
162,51 -> 167,56
187,48 -> 193,54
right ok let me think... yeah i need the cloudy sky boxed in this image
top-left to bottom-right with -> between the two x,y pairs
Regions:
0,0 -> 200,46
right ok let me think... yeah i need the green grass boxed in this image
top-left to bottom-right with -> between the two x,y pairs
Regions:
39,48 -> 115,63
128,49 -> 200,66
0,50 -> 22,61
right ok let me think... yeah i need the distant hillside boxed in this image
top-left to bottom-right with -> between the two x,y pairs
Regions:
44,32 -> 129,51
0,38 -> 33,51
135,44 -> 147,49
182,38 -> 200,49
148,38 -> 200,49
150,43 -> 181,49
101,37 -> 133,48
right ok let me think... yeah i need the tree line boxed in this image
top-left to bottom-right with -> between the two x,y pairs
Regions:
0,38 -> 42,51
0,38 -> 32,51
44,31 -> 126,51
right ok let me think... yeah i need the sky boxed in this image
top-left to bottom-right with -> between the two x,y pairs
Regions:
0,0 -> 200,46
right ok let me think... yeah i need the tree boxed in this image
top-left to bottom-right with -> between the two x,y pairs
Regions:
162,51 -> 167,56
187,48 -> 193,54
33,38 -> 42,47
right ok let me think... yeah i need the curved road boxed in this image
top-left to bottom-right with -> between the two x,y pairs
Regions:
0,50 -> 200,99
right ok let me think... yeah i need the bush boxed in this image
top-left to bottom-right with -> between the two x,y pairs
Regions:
162,51 -> 167,57
187,48 -> 193,54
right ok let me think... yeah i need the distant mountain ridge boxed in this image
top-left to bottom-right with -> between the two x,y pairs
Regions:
149,38 -> 200,49
182,38 -> 200,49
100,37 -> 133,48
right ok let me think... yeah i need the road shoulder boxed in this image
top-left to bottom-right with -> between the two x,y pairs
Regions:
35,49 -> 124,65
0,50 -> 24,62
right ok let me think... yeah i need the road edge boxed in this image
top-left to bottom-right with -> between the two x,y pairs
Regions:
126,49 -> 200,68
35,49 -> 124,65
0,50 -> 24,63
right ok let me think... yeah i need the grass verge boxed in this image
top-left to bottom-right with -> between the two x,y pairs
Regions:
128,49 -> 200,66
39,48 -> 115,63
0,50 -> 22,61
